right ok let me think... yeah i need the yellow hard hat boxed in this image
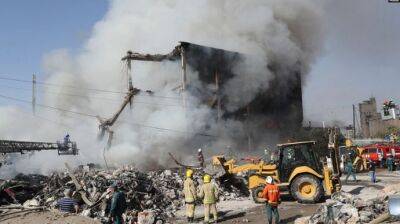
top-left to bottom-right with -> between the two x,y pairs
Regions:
186,169 -> 193,178
345,139 -> 353,147
203,174 -> 211,183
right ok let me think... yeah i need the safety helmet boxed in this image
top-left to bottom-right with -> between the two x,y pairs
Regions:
265,176 -> 273,184
203,174 -> 211,183
198,148 -> 202,152
186,169 -> 193,178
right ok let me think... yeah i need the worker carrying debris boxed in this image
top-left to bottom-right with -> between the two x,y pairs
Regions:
261,176 -> 280,224
198,174 -> 219,223
184,169 -> 197,223
56,188 -> 79,213
109,182 -> 127,224
198,148 -> 205,167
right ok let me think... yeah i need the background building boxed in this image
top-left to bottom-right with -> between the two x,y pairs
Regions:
359,97 -> 400,138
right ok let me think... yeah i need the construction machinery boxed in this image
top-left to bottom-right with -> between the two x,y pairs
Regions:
0,139 -> 78,167
213,129 -> 341,204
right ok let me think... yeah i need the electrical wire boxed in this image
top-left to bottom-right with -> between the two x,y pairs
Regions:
0,83 -> 185,108
0,75 -> 183,100
0,93 -> 98,118
117,119 -> 216,138
0,93 -> 216,137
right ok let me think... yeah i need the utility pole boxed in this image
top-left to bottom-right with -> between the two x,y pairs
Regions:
32,74 -> 36,115
180,46 -> 188,138
352,104 -> 356,138
180,46 -> 187,108
247,105 -> 252,151
215,71 -> 221,122
125,51 -> 134,91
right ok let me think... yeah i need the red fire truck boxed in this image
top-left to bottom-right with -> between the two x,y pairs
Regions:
362,143 -> 400,166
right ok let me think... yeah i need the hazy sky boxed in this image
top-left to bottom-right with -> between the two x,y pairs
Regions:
304,0 -> 400,125
0,0 -> 399,126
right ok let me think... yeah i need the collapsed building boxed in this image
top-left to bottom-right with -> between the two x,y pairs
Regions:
182,42 -> 303,135
113,42 -> 304,152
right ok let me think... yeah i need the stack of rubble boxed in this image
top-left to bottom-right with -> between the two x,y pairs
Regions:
297,191 -> 388,224
0,165 -> 246,223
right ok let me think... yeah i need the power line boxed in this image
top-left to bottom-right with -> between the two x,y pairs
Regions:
0,93 -> 214,137
0,75 -> 183,100
0,93 -> 98,118
0,83 -> 185,108
14,107 -> 98,136
118,119 -> 217,138
0,76 -> 124,94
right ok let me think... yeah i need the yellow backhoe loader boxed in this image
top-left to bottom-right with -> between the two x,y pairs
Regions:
213,130 -> 341,203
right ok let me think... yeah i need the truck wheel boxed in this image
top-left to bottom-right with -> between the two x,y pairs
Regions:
290,174 -> 323,203
251,185 -> 265,204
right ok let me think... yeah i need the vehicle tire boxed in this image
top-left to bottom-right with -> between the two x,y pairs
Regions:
290,174 -> 323,203
251,185 -> 265,204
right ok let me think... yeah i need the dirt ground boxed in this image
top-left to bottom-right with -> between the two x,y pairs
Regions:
0,210 -> 100,224
174,168 -> 400,224
1,169 -> 399,224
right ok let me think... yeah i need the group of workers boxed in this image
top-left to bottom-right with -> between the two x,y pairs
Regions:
184,169 -> 281,224
345,152 -> 398,184
56,183 -> 126,224
184,169 -> 219,223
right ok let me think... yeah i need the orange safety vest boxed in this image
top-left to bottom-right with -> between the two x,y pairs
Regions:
262,184 -> 280,206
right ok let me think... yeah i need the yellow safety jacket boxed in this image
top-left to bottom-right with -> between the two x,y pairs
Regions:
184,178 -> 197,203
198,182 -> 218,204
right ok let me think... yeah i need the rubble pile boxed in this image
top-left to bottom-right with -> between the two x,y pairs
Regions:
304,191 -> 388,224
0,173 -> 48,205
0,165 -> 246,223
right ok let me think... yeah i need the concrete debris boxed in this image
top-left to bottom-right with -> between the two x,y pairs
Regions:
294,216 -> 311,224
138,210 -> 156,224
0,165 -> 245,223
305,191 -> 389,224
22,199 -> 40,208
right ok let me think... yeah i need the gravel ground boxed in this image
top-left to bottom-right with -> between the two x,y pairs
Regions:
0,210 -> 100,224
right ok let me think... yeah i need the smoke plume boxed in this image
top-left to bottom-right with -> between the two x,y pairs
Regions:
0,0 -> 324,177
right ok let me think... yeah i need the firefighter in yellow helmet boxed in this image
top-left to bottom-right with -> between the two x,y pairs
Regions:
198,174 -> 218,223
183,169 -> 197,222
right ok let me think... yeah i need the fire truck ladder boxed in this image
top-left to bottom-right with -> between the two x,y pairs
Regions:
0,139 -> 78,155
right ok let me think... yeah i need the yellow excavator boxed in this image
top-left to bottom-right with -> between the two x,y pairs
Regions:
212,130 -> 342,203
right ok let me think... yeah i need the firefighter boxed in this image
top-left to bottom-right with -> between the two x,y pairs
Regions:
183,169 -> 197,223
262,176 -> 280,224
198,174 -> 218,223
198,148 -> 205,167
64,133 -> 70,146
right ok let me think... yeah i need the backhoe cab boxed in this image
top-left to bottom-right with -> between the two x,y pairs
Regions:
213,141 -> 341,203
